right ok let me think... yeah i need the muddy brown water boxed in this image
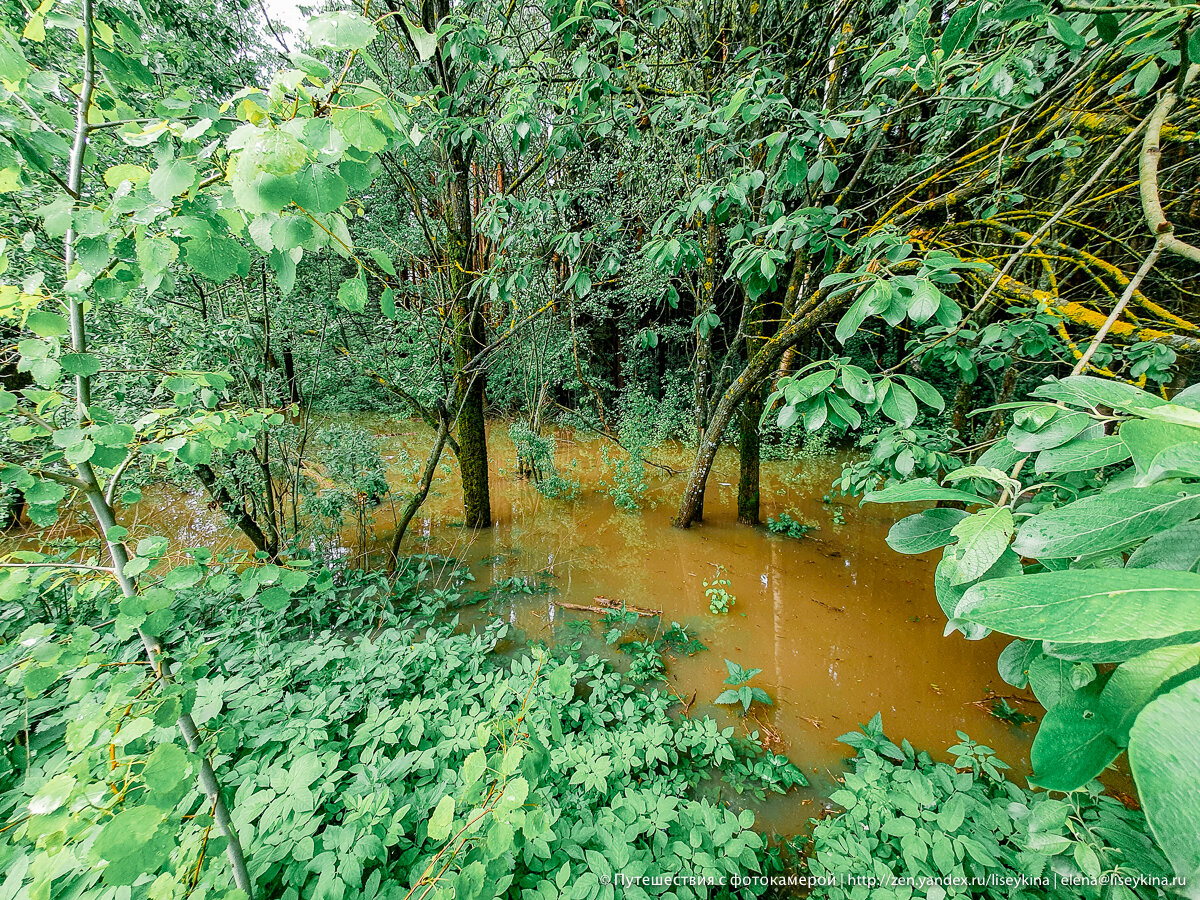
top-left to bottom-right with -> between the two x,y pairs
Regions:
23,416 -> 1042,832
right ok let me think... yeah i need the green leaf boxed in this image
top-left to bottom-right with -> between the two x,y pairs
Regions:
949,506 -> 1014,584
997,639 -> 1038,688
148,159 -> 197,202
333,107 -> 388,153
879,383 -> 918,426
1133,60 -> 1159,97
863,478 -> 984,505
337,275 -> 367,313
937,547 -> 1020,639
1128,679 -> 1200,889
896,375 -> 944,412
381,287 -> 396,320
1034,435 -> 1130,474
834,280 -> 888,344
142,743 -> 191,797
1100,643 -> 1200,744
26,309 -> 68,337
1142,442 -> 1200,485
292,164 -> 348,215
1121,419 -> 1199,475
306,11 -> 378,51
1033,376 -> 1165,413
428,794 -> 455,841
1127,521 -> 1200,572
185,229 -> 250,283
1030,690 -> 1121,791
956,569 -> 1200,643
1012,485 -> 1200,559
258,586 -> 290,611
940,1 -> 979,55
1009,410 -> 1092,453
59,353 -> 100,376
402,14 -> 438,61
1047,14 -> 1085,50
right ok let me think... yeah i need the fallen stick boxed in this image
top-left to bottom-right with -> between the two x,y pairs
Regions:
554,597 -> 661,617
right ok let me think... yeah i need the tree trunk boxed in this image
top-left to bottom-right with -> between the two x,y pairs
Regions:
736,383 -> 763,525
283,341 -> 301,404
737,285 -> 766,525
448,150 -> 491,528
674,258 -> 852,528
193,463 -> 274,556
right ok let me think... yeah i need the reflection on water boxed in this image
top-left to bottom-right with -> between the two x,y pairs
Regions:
37,416 -> 1040,831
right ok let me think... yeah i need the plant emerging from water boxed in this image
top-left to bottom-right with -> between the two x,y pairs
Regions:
715,659 -> 774,714
767,511 -> 817,539
704,565 -> 736,614
508,422 -> 580,501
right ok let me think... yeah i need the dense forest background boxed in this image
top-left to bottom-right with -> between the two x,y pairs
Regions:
3,0 -> 1200,897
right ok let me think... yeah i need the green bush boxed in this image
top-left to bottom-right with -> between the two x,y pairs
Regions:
804,717 -> 1172,900
0,564 -> 800,899
767,512 -> 817,539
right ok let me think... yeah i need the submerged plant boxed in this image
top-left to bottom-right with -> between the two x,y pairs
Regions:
715,659 -> 774,714
989,697 -> 1036,726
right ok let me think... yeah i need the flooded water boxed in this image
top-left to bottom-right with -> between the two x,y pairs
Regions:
19,416 -> 1041,832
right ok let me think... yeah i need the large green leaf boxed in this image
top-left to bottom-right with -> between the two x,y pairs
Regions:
1033,375 -> 1165,413
1012,485 -> 1200,559
184,229 -> 250,283
1029,689 -> 1121,792
862,478 -> 984,505
1100,643 -> 1200,744
1142,441 -> 1200,485
1008,409 -> 1091,453
1043,630 -> 1200,663
305,11 -> 378,51
1128,678 -> 1200,895
1126,521 -> 1200,572
936,547 -> 1020,639
292,164 -> 348,215
949,506 -> 1014,584
148,158 -> 197,202
955,569 -> 1200,642
1120,419 -> 1199,475
1033,435 -> 1130,475
886,508 -> 968,554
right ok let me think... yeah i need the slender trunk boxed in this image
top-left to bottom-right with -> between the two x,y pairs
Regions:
737,384 -> 763,525
64,5 -> 253,893
675,259 -> 850,528
388,411 -> 452,570
737,285 -> 766,525
283,343 -> 300,404
448,151 -> 491,528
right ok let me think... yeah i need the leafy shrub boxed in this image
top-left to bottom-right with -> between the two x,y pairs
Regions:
804,717 -> 1172,900
508,422 -> 581,500
767,511 -> 817,539
599,444 -> 647,511
867,376 -> 1200,887
833,425 -> 961,498
0,564 -> 802,899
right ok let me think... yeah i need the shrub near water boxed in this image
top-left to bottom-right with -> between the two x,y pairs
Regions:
804,717 -> 1173,900
0,564 -> 802,899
